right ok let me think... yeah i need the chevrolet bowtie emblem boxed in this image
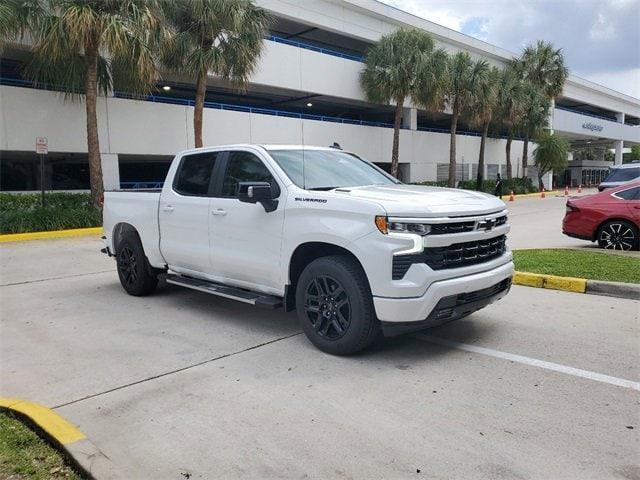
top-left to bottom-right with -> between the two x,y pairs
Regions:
478,218 -> 496,231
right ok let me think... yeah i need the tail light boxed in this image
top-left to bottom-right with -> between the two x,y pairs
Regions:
566,202 -> 579,213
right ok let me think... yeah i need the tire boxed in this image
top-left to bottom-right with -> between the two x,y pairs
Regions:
596,220 -> 639,251
116,232 -> 158,296
295,255 -> 379,355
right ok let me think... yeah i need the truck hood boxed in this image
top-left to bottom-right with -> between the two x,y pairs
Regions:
332,184 -> 506,217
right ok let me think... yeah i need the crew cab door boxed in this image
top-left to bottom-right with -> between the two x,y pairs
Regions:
209,150 -> 285,293
159,151 -> 221,273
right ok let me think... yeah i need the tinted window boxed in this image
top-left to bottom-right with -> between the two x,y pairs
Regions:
604,167 -> 640,183
221,151 -> 276,197
268,149 -> 399,190
173,152 -> 218,196
616,187 -> 640,200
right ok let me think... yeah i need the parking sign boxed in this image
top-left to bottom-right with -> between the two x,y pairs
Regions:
36,137 -> 48,154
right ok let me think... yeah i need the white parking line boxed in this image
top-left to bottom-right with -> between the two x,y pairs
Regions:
416,334 -> 640,391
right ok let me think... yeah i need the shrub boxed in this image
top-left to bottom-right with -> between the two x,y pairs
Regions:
457,177 -> 538,195
0,192 -> 102,234
411,180 -> 449,187
412,177 -> 538,195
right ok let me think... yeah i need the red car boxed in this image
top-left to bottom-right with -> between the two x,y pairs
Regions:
563,180 -> 640,251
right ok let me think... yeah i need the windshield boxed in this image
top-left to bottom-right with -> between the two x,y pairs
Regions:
268,149 -> 400,190
604,167 -> 640,183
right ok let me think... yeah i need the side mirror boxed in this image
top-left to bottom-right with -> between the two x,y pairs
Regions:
237,182 -> 278,212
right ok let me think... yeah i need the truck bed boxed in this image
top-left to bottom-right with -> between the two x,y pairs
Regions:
102,190 -> 164,267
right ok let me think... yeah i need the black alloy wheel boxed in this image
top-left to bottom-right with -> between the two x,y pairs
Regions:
117,245 -> 139,286
304,275 -> 351,340
116,232 -> 159,296
598,221 -> 638,251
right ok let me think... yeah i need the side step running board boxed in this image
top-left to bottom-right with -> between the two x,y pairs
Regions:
165,274 -> 283,309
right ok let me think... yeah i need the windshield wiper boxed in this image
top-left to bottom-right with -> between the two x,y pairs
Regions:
307,186 -> 339,191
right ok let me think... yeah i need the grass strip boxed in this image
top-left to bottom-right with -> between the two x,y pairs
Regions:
513,248 -> 640,284
0,411 -> 84,479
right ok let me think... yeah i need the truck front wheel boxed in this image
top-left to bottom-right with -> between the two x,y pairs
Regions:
295,255 -> 379,355
116,232 -> 158,296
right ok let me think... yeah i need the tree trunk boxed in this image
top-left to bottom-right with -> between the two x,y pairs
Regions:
522,136 -> 529,179
505,135 -> 513,180
448,110 -> 459,188
194,69 -> 208,148
476,121 -> 489,191
390,100 -> 403,178
84,41 -> 103,208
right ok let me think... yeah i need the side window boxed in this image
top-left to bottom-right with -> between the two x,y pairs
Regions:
221,151 -> 277,198
615,187 -> 640,201
173,152 -> 218,196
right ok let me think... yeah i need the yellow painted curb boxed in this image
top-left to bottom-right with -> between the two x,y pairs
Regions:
0,227 -> 103,243
0,397 -> 86,445
513,271 -> 587,293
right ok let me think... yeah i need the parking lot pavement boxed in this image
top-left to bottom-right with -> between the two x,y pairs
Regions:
1,236 -> 638,479
506,190 -> 598,250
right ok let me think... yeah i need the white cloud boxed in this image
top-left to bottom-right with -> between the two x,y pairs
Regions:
584,68 -> 640,98
379,0 -> 640,99
589,13 -> 616,41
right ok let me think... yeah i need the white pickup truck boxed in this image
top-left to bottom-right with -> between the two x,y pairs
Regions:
103,144 -> 513,355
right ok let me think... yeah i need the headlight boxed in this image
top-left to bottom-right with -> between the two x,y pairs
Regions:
389,222 -> 431,235
375,216 -> 431,235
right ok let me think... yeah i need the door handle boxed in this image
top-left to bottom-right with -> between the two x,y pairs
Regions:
211,209 -> 227,216
162,205 -> 174,212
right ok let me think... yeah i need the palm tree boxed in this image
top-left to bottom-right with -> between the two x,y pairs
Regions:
361,28 -> 440,178
4,0 -> 164,207
442,52 -> 489,187
519,83 -> 551,178
516,40 -> 568,100
468,66 -> 502,190
162,0 -> 270,149
534,132 -> 569,190
496,66 -> 526,180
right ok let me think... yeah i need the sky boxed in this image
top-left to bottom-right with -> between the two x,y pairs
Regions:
379,0 -> 640,99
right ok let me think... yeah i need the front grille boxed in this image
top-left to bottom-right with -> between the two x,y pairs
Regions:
428,215 -> 506,235
424,235 -> 507,270
392,234 -> 507,279
430,221 -> 475,235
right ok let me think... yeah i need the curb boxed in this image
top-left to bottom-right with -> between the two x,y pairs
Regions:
513,271 -> 640,300
0,397 -> 122,479
0,227 -> 103,243
586,279 -> 640,299
513,271 -> 586,293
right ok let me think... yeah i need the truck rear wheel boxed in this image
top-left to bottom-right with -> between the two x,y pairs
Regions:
116,232 -> 158,296
296,255 -> 379,355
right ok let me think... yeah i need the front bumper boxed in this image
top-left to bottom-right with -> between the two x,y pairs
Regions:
373,260 -> 513,334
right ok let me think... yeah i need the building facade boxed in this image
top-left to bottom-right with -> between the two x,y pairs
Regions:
1,0 -> 639,191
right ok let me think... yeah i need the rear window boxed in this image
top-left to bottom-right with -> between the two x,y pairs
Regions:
173,152 -> 219,196
615,187 -> 640,200
603,167 -> 640,183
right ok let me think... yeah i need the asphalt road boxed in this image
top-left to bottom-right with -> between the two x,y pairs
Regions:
506,189 -> 598,250
1,190 -> 639,479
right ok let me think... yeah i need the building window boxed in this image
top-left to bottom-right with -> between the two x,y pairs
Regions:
0,151 -> 89,191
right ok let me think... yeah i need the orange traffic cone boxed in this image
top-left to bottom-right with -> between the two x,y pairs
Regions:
540,188 -> 546,199
509,190 -> 515,202
578,184 -> 582,193
564,185 -> 569,196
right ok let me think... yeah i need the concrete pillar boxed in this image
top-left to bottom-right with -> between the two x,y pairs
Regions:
402,107 -> 417,130
101,153 -> 120,190
614,140 -> 624,166
616,112 -> 625,124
